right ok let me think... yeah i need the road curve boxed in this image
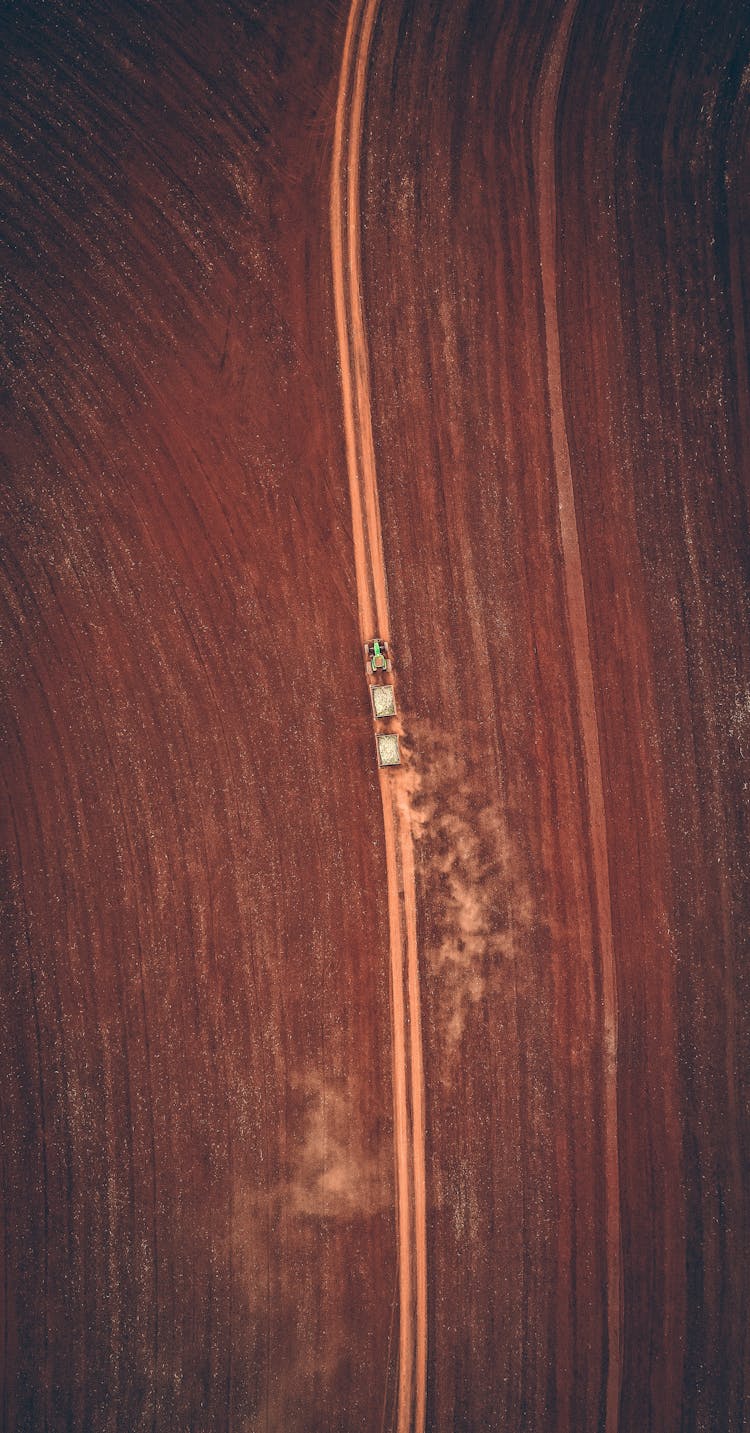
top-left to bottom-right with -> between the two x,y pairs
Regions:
330,3 -> 428,1431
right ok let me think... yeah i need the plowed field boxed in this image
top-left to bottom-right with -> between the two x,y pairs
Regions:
1,1 -> 749,1430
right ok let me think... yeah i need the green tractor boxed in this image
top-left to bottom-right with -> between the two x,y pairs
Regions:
365,638 -> 389,674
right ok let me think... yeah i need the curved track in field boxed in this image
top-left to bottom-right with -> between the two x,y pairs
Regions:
534,1 -> 622,1424
331,1 -> 428,1429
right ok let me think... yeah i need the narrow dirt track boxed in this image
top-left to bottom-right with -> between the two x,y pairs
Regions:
534,1 -> 622,1424
1,0 -> 749,1430
331,1 -> 428,1427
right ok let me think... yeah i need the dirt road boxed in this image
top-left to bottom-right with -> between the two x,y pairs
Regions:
1,0 -> 749,1429
331,1 -> 427,1426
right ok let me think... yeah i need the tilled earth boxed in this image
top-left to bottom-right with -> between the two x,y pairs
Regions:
1,1 -> 749,1430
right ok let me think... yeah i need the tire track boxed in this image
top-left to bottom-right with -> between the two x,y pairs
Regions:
331,3 -> 428,1430
534,2 -> 623,1428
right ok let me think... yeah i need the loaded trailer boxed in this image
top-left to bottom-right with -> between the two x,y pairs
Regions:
365,636 -> 400,766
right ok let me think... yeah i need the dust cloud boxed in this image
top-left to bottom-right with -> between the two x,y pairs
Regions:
397,730 -> 539,1058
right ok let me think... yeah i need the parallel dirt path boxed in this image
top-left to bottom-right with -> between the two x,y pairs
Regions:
331,2 -> 428,1430
534,1 -> 623,1426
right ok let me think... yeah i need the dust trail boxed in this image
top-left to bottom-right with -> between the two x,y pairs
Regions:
330,2 -> 427,1430
400,739 -> 539,1059
534,2 -> 623,1428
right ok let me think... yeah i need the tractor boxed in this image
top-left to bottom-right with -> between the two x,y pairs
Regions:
365,638 -> 390,674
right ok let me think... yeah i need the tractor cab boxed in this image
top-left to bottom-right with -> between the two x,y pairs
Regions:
365,638 -> 389,674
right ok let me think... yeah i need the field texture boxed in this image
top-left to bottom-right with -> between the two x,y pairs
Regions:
1,0 -> 749,1429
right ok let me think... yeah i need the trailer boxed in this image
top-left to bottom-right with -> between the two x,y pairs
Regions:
371,683 -> 396,718
376,733 -> 401,767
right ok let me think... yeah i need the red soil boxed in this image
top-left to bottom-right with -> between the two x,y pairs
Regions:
1,1 -> 748,1429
